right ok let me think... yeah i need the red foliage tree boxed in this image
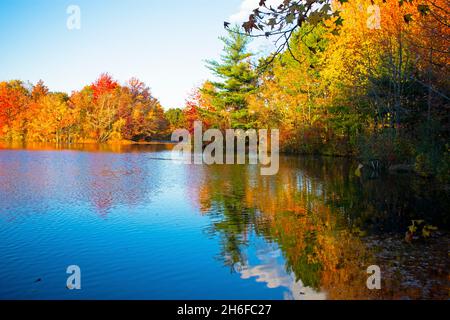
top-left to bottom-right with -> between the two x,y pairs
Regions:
184,91 -> 203,134
91,73 -> 119,101
0,81 -> 29,135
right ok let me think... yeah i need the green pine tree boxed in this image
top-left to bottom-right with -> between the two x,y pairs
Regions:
205,26 -> 257,129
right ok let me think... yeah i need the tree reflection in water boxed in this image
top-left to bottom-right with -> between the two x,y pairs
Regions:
192,156 -> 449,299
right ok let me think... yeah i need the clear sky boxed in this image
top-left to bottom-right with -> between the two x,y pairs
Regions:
0,0 -> 280,109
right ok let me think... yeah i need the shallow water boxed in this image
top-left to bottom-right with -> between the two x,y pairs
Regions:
0,143 -> 448,299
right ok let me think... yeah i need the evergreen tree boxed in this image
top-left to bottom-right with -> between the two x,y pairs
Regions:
205,26 -> 257,129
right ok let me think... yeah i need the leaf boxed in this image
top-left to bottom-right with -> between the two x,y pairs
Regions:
268,18 -> 277,27
335,17 -> 344,27
417,4 -> 430,16
286,13 -> 295,24
403,14 -> 413,23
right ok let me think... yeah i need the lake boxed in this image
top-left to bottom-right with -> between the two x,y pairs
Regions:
0,143 -> 448,299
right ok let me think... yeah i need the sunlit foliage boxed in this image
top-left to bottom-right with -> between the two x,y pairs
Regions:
0,74 -> 169,143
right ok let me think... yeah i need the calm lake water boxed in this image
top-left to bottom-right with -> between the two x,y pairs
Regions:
0,143 -> 448,300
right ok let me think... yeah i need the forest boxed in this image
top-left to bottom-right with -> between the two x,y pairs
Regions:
1,0 -> 448,181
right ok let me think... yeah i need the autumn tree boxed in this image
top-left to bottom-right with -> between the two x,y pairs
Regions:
31,80 -> 49,101
121,78 -> 168,141
91,73 -> 119,101
235,0 -> 441,64
250,22 -> 331,153
27,93 -> 76,143
165,108 -> 186,131
0,80 -> 30,140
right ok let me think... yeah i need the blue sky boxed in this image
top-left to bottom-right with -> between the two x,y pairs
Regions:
0,0 -> 279,109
